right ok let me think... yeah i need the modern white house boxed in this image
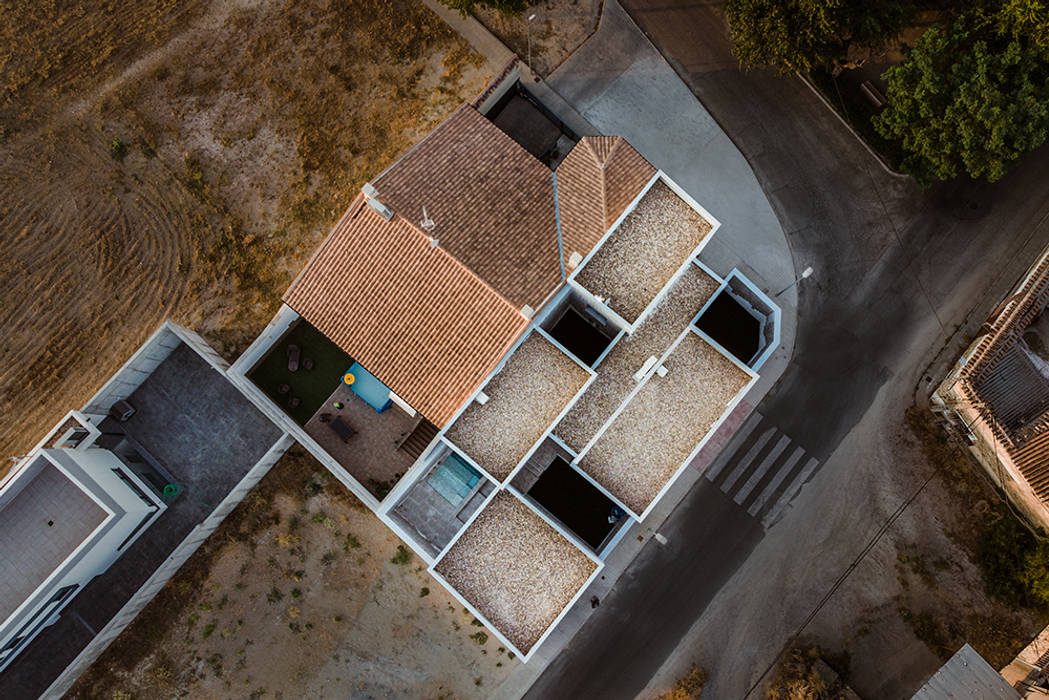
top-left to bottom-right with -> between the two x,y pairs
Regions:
229,71 -> 781,660
0,430 -> 165,671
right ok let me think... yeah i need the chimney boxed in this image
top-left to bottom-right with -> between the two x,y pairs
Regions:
361,182 -> 393,221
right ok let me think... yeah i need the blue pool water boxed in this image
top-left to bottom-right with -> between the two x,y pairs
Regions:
346,362 -> 391,412
428,453 -> 481,505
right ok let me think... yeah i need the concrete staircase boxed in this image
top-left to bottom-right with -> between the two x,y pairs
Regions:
398,417 -> 438,461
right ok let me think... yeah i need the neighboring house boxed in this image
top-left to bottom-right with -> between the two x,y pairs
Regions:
232,65 -> 780,660
934,241 -> 1049,529
0,438 -> 164,671
0,323 -> 291,698
912,644 -> 1020,699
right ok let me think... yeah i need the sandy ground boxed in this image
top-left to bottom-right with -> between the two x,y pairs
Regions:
0,0 -> 489,473
474,0 -> 603,76
70,450 -> 516,698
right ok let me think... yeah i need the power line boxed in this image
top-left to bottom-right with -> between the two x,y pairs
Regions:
743,467 -> 937,698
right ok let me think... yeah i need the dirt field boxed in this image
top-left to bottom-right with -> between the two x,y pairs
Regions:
0,0 -> 489,471
69,448 -> 516,698
474,0 -> 602,76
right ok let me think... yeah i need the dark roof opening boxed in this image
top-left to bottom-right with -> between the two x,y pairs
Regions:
695,290 -> 761,365
548,308 -> 615,366
528,457 -> 619,549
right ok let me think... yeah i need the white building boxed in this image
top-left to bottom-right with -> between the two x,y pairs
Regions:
0,431 -> 165,670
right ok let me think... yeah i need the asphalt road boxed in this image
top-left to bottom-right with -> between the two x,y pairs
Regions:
524,2 -> 1049,698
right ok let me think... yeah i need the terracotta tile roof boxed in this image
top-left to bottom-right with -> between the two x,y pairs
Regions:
283,196 -> 528,427
955,244 -> 1049,499
372,105 -> 560,310
555,136 -> 656,262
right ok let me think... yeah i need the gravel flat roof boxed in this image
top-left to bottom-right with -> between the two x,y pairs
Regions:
573,180 -> 713,324
444,333 -> 590,481
579,332 -> 751,514
555,264 -> 720,452
434,491 -> 597,654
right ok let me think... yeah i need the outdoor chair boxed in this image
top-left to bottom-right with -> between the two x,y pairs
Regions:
286,344 -> 300,372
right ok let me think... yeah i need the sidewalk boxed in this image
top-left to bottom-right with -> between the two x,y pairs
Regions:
422,1 -> 798,696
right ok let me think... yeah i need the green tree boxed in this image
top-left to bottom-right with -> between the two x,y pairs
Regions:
438,0 -> 526,16
997,0 -> 1049,54
874,13 -> 1049,185
724,0 -> 914,73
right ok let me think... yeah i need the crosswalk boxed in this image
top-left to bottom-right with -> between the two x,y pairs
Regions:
703,412 -> 820,529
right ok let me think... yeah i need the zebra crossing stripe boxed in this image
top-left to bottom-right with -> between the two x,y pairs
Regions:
745,447 -> 807,518
733,434 -> 792,505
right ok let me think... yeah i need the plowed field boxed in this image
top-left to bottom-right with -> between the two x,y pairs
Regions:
0,0 -> 489,468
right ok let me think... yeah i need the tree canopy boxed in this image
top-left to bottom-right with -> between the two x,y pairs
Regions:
723,0 -> 914,73
874,12 -> 1049,185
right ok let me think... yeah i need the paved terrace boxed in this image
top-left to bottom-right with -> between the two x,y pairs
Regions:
434,491 -> 596,655
574,180 -> 713,324
304,382 -> 416,499
580,332 -> 751,514
554,263 -> 720,452
444,333 -> 590,481
0,343 -> 282,698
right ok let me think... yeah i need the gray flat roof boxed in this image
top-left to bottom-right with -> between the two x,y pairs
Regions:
0,460 -> 106,622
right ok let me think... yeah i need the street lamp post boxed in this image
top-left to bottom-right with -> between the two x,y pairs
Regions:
526,13 -> 537,70
774,266 -> 814,297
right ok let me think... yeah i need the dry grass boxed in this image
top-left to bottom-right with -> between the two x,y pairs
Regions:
473,0 -> 602,76
0,0 -> 489,471
434,491 -> 596,653
654,664 -> 708,700
445,333 -> 590,480
68,446 -> 514,697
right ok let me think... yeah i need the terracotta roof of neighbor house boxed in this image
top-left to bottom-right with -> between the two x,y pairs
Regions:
372,104 -> 560,310
555,136 -> 656,262
957,244 -> 1049,498
283,196 -> 528,427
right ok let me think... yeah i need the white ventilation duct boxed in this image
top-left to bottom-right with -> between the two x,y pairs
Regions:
361,182 -> 393,221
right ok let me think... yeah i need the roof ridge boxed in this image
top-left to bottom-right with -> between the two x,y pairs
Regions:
601,136 -> 624,169
393,209 -> 526,320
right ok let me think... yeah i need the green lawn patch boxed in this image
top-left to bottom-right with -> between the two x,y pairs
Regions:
248,320 -> 352,424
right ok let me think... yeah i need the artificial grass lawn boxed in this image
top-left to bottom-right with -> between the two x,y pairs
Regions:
248,320 -> 352,424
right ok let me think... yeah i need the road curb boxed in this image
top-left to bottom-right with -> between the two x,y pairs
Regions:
794,71 -> 911,181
